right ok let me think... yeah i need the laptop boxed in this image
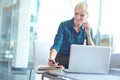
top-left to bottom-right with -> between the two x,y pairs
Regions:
64,44 -> 111,74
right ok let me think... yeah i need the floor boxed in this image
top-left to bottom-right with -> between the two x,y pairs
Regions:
0,58 -> 33,80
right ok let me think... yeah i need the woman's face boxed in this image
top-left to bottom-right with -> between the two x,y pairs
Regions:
74,10 -> 88,26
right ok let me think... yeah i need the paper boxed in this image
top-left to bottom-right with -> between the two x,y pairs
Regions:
37,65 -> 64,73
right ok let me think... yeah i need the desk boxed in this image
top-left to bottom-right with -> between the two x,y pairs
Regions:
41,69 -> 120,80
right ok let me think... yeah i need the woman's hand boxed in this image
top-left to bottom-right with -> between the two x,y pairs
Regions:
48,49 -> 58,66
84,20 -> 91,35
84,20 -> 94,45
48,59 -> 58,66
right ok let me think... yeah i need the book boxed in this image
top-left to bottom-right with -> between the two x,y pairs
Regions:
37,65 -> 64,73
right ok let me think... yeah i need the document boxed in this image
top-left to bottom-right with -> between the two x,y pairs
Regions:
37,65 -> 64,73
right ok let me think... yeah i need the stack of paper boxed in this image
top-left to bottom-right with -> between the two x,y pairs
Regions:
37,65 -> 64,73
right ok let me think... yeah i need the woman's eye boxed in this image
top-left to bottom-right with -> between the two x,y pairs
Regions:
80,14 -> 85,17
75,12 -> 79,15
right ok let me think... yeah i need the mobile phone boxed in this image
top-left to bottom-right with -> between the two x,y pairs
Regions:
49,59 -> 56,64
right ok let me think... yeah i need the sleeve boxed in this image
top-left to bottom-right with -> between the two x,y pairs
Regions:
50,22 -> 64,52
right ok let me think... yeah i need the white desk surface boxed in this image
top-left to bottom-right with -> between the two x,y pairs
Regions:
47,68 -> 120,80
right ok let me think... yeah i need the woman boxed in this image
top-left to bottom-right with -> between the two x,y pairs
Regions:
48,2 -> 94,68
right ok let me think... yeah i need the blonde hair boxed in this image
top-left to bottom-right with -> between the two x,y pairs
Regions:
74,2 -> 88,14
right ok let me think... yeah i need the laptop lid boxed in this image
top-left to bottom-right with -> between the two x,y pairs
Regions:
67,44 -> 111,74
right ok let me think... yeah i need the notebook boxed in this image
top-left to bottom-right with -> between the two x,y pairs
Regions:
64,44 -> 111,74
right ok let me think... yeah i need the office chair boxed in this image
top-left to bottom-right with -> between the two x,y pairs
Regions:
29,40 -> 51,80
110,53 -> 120,69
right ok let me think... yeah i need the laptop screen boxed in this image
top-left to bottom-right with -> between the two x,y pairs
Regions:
67,44 -> 111,74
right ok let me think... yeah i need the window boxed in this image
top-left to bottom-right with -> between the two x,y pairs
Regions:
87,0 -> 120,53
37,0 -> 120,53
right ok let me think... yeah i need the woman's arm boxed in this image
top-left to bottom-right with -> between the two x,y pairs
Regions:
87,33 -> 94,45
84,20 -> 94,45
49,48 -> 57,60
48,48 -> 58,66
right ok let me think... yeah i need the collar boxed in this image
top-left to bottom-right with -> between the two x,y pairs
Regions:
81,24 -> 85,30
71,18 -> 85,30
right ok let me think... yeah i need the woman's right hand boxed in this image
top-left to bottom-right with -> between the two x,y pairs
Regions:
48,59 -> 58,66
48,49 -> 58,66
